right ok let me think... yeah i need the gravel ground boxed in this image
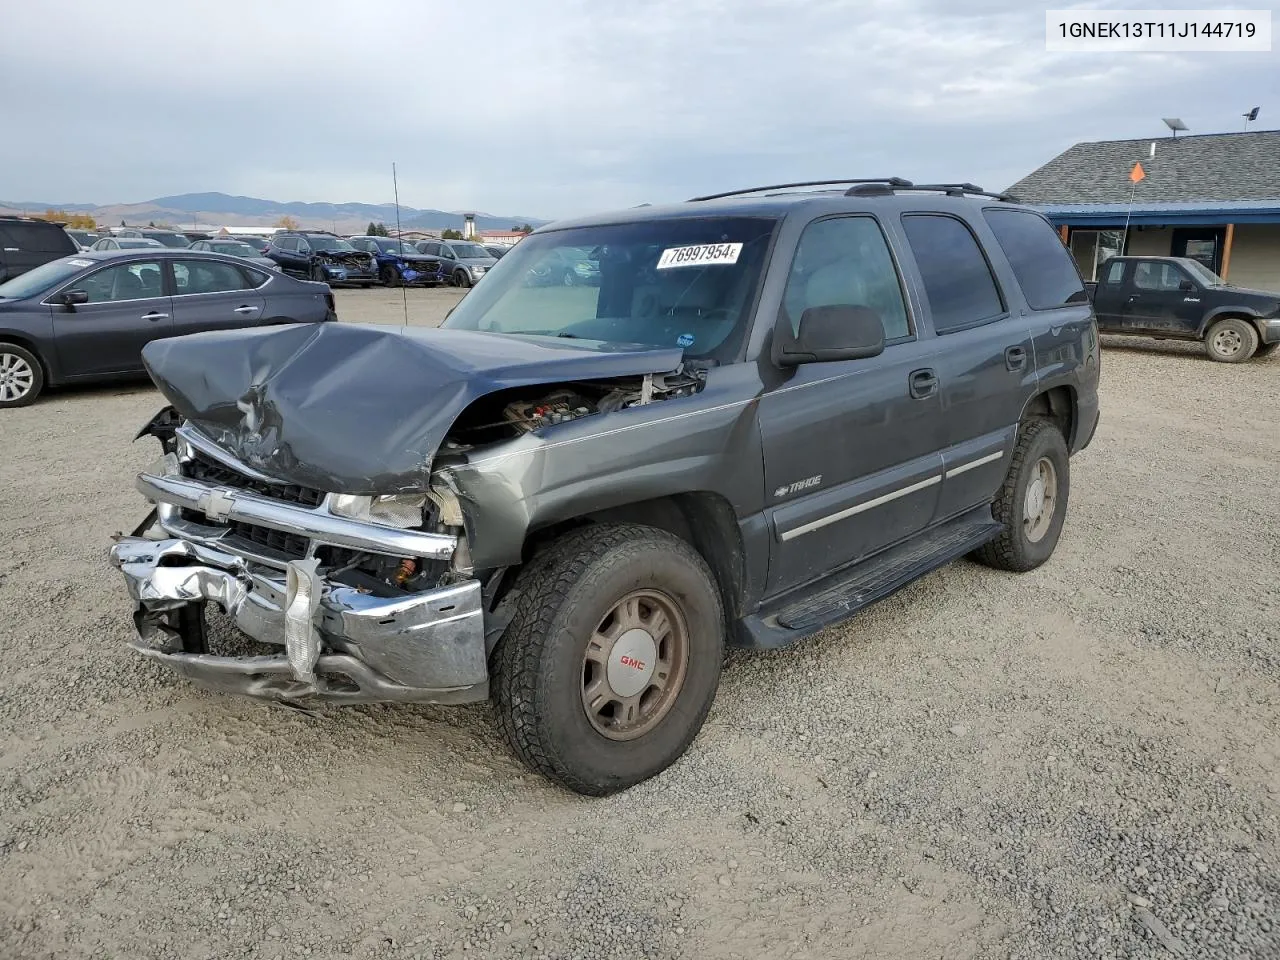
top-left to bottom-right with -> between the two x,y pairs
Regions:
1,288 -> 1277,960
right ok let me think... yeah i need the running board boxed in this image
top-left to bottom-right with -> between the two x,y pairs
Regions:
736,510 -> 1002,648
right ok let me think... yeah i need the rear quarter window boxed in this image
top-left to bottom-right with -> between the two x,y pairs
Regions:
983,208 -> 1087,310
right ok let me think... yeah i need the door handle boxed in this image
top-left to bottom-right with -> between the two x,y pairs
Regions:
233,305 -> 260,314
1005,345 -> 1027,372
908,368 -> 938,400
141,312 -> 169,321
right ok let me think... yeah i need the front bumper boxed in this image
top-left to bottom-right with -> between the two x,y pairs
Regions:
1258,318 -> 1280,345
110,536 -> 489,705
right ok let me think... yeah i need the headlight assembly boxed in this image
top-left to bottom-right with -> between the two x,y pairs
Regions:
329,493 -> 428,529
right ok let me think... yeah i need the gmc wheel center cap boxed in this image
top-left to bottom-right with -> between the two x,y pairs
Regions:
607,628 -> 658,698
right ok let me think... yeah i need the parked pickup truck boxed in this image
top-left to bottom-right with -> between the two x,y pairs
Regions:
1087,255 -> 1280,362
110,178 -> 1100,795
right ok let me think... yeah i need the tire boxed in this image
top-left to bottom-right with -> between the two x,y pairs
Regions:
972,419 -> 1070,573
1204,317 -> 1258,363
361,283 -> 373,289
1254,342 -> 1277,358
492,524 -> 725,796
562,269 -> 576,287
309,262 -> 326,283
453,269 -> 471,288
380,264 -> 401,287
0,343 -> 44,408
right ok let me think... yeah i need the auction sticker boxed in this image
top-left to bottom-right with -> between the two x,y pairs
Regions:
656,242 -> 742,269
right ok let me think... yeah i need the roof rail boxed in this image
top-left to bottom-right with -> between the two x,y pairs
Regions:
899,183 -> 1015,201
687,178 -> 913,202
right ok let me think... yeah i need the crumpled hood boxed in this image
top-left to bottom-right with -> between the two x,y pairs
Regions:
141,322 -> 684,494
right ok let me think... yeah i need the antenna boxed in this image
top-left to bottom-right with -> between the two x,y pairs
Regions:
1243,106 -> 1260,130
1162,117 -> 1188,138
392,162 -> 408,326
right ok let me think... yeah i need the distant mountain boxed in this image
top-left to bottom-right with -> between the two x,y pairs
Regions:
0,192 -> 548,234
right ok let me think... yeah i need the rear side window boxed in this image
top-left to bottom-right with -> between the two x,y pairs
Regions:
0,221 -> 77,253
1105,259 -> 1125,284
983,209 -> 1087,309
901,215 -> 1004,333
276,237 -> 298,251
174,260 -> 253,294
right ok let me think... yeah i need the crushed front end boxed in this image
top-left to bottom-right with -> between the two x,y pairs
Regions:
110,410 -> 488,705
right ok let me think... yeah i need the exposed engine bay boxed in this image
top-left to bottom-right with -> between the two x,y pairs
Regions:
315,250 -> 374,268
443,370 -> 705,448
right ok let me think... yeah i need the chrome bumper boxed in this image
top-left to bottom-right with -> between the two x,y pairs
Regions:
110,537 -> 488,705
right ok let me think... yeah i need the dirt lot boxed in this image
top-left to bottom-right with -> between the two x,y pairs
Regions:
2,287 -> 1277,960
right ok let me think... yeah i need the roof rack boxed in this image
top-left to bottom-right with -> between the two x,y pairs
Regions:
902,183 -> 1015,202
688,178 -> 913,202
687,179 -> 1015,203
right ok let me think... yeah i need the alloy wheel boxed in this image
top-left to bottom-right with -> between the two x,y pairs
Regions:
581,589 -> 690,741
1022,456 -> 1058,543
0,352 -> 35,403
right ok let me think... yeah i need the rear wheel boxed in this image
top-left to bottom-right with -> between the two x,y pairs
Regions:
1204,317 -> 1258,363
493,524 -> 724,795
0,343 -> 44,407
972,418 -> 1070,573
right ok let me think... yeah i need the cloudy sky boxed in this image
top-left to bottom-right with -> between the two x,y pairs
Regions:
1,0 -> 1273,219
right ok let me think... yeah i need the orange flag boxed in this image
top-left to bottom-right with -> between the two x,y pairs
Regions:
1129,162 -> 1146,183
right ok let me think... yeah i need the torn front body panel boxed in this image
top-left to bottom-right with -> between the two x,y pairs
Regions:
141,322 -> 686,495
437,361 -> 771,580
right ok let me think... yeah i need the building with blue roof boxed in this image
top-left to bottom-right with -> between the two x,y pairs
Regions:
1007,130 -> 1280,290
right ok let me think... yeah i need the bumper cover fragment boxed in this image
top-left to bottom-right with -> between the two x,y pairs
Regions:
110,537 -> 488,705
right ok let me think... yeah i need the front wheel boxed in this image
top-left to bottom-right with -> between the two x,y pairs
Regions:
562,269 -> 577,287
309,262 -> 326,283
380,264 -> 401,287
0,343 -> 44,407
492,524 -> 724,795
1204,317 -> 1258,363
453,269 -> 472,288
972,418 -> 1070,572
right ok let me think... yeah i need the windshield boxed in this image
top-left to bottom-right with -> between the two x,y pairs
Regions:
68,230 -> 98,244
144,232 -> 190,248
307,236 -> 355,252
0,257 -> 90,300
448,243 -> 490,259
442,216 -> 778,360
378,239 -> 418,254
210,242 -> 257,256
120,238 -> 162,248
1179,259 -> 1223,286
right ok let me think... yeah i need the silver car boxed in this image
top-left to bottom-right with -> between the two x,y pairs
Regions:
188,239 -> 283,273
414,239 -> 497,287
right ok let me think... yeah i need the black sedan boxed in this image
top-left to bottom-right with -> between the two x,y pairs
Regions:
0,249 -> 336,407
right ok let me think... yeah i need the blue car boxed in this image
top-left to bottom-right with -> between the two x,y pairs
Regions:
347,237 -> 446,287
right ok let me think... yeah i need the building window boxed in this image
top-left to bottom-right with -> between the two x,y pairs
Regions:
1067,229 -> 1124,281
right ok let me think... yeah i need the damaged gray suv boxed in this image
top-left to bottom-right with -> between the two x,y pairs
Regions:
110,178 -> 1100,795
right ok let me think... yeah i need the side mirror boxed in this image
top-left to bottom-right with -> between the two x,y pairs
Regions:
61,289 -> 89,307
778,305 -> 885,367
1179,279 -> 1196,291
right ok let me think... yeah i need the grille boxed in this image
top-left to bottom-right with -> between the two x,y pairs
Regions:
228,521 -> 311,560
185,450 -> 325,508
180,447 -> 325,563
